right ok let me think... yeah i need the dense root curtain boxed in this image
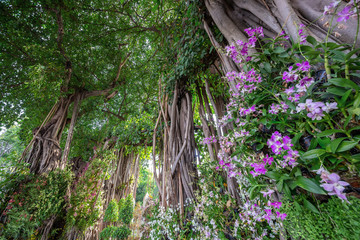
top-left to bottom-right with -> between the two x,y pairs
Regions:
154,82 -> 199,212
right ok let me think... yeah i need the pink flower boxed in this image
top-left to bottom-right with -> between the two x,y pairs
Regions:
276,211 -> 287,220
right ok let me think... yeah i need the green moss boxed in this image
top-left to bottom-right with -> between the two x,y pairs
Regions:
283,197 -> 360,240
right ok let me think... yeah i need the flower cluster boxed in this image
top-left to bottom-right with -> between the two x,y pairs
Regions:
202,136 -> 217,144
226,68 -> 262,94
267,132 -> 299,168
298,24 -> 307,44
239,105 -> 257,116
249,155 -> 273,177
282,61 -> 314,99
269,102 -> 289,114
324,0 -> 358,22
225,27 -> 263,63
316,167 -> 350,202
296,99 -> 338,120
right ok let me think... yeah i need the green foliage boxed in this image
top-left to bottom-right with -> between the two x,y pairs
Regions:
112,225 -> 131,240
135,165 -> 157,204
119,194 -> 134,225
0,125 -> 24,163
0,169 -> 72,239
100,225 -> 130,240
104,199 -> 119,223
283,197 -> 360,239
101,195 -> 133,240
100,226 -> 117,240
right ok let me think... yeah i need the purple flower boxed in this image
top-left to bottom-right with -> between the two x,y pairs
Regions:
276,211 -> 287,220
284,87 -> 295,95
307,101 -> 325,120
269,103 -> 281,114
263,155 -> 274,165
322,102 -> 338,113
271,141 -> 283,155
282,136 -> 293,150
295,77 -> 314,93
296,61 -> 310,72
288,94 -> 300,103
337,5 -> 355,22
250,162 -> 267,175
324,1 -> 341,15
270,201 -> 282,209
320,173 -> 350,201
283,66 -> 299,83
298,24 -> 307,44
261,189 -> 275,198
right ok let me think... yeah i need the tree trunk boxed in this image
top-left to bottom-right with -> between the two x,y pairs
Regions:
25,95 -> 74,174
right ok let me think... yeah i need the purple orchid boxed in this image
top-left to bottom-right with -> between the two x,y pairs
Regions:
296,61 -> 311,72
324,1 -> 341,15
261,189 -> 275,198
337,5 -> 355,22
270,201 -> 282,209
276,211 -> 287,220
320,172 -> 350,202
263,155 -> 274,165
322,102 -> 338,113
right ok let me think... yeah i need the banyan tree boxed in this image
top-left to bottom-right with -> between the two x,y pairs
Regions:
1,0 -> 360,239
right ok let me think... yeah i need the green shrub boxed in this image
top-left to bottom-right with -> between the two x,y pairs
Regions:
100,225 -> 117,240
113,225 -> 131,239
100,225 -> 130,240
119,195 -> 133,225
104,199 -> 119,223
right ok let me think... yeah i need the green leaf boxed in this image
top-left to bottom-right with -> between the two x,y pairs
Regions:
327,87 -> 348,96
349,107 -> 360,116
249,185 -> 260,200
274,47 -> 285,53
354,94 -> 360,108
328,78 -> 359,90
277,180 -> 284,192
302,149 -> 326,159
306,36 -> 317,46
316,129 -> 343,137
345,48 -> 360,60
330,137 -> 347,153
317,137 -> 330,148
336,140 -> 359,152
265,171 -> 281,180
295,176 -> 326,195
309,137 -> 318,150
344,114 -> 352,128
288,180 -> 297,190
340,89 -> 353,106
283,183 -> 291,198
264,62 -> 271,73
351,153 -> 360,163
303,199 -> 320,214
